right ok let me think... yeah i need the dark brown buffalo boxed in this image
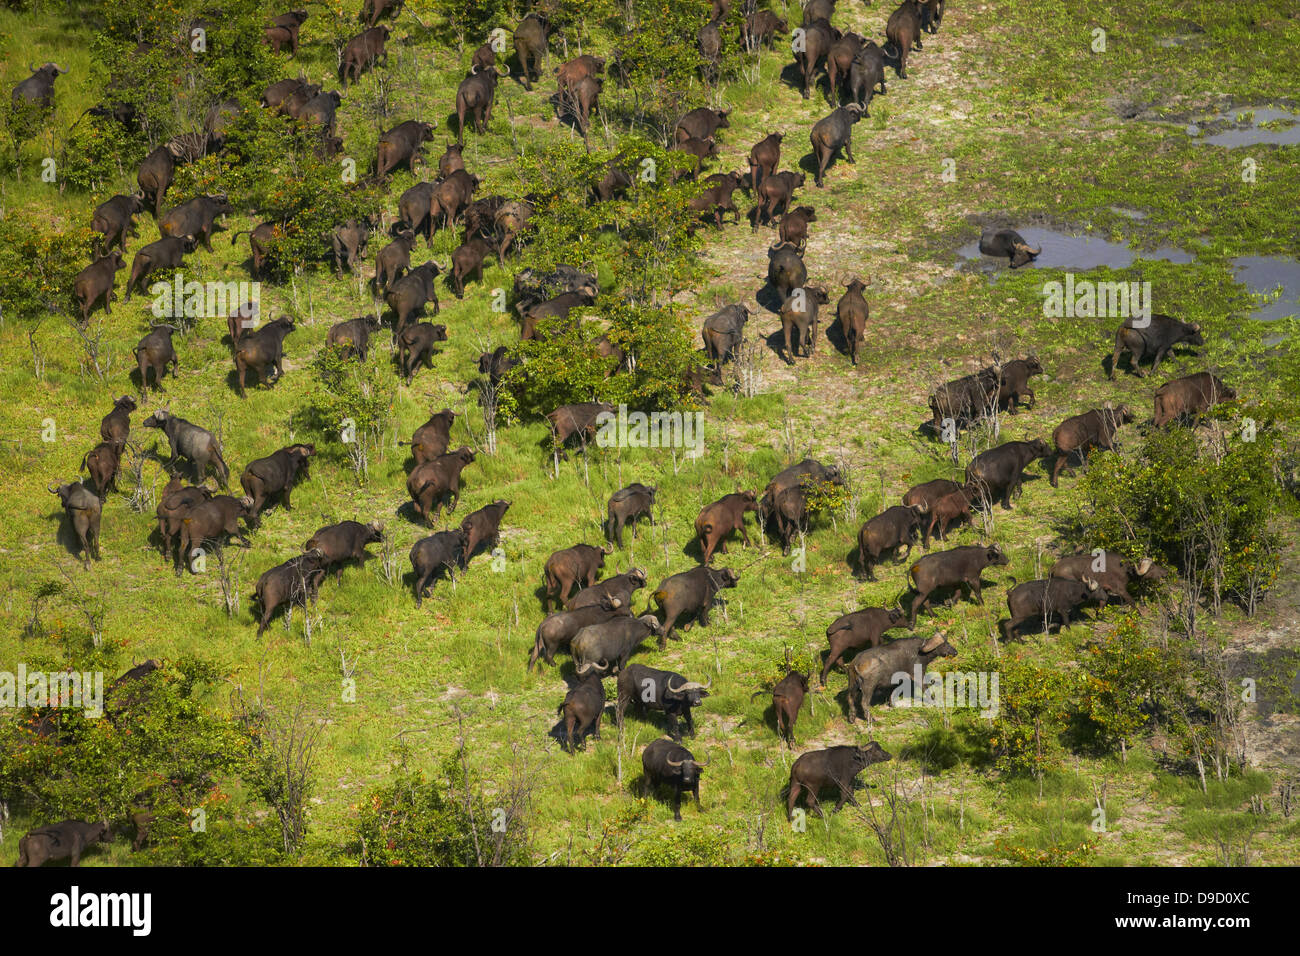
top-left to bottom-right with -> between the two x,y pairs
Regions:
240,443 -> 314,523
835,277 -> 869,364
885,0 -> 924,78
565,75 -> 602,137
478,345 -> 520,386
305,520 -> 385,584
701,304 -> 749,364
928,368 -> 1000,431
606,484 -> 656,547
132,324 -> 180,395
925,488 -> 973,544
821,607 -> 907,684
90,194 -> 145,255
857,505 -> 926,580
546,402 -> 615,452
669,136 -> 718,181
100,395 -> 136,451
907,545 -> 1009,624
846,634 -> 956,722
159,194 -> 233,252
409,529 -> 467,606
1051,551 -> 1167,606
373,229 -> 418,291
559,665 -> 608,752
530,598 -> 626,670
397,322 -> 448,384
902,477 -> 963,522
571,614 -> 661,673
327,316 -> 380,361
787,743 -> 892,817
175,495 -> 254,574
825,31 -> 866,103
361,0 -> 404,28
433,170 -> 481,230
978,228 -> 1040,268
437,141 -> 465,180
282,82 -> 322,119
1000,577 -> 1106,642
142,410 -> 229,488
544,543 -> 612,611
747,131 -> 783,192
810,104 -> 863,187
778,204 -> 817,249
618,664 -> 710,741
649,566 -> 739,647
965,439 -> 1051,510
690,171 -> 744,228
331,218 -> 371,275
137,142 -> 186,219
780,285 -> 830,363
766,241 -> 806,302
229,221 -> 278,280
234,316 -> 296,396
521,288 -> 596,340
848,42 -> 887,112
73,251 -> 125,323
556,54 -> 604,90
49,480 -> 101,568
80,441 -> 121,500
253,550 -> 327,636
155,475 -> 210,562
398,182 -> 437,243
695,492 -> 759,564
470,41 -> 496,74
456,65 -> 505,142
402,409 -> 456,464
376,119 -> 436,180
125,235 -> 196,301
11,62 -> 67,111
756,170 -> 806,226
459,499 -> 510,566
796,18 -> 837,99
262,78 -> 305,110
1050,406 -> 1134,487
741,10 -> 787,51
513,13 -> 552,90
699,18 -> 723,79
15,820 -> 108,868
1110,314 -> 1204,379
340,25 -> 390,84
449,236 -> 494,297
265,10 -> 308,55
994,356 -> 1044,412
594,161 -> 632,202
406,447 -> 475,525
642,739 -> 706,821
1154,372 -> 1236,426
756,669 -> 809,746
675,107 -> 730,143
386,261 -> 443,334
569,567 -> 648,612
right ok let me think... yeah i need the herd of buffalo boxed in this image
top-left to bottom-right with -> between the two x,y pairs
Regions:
18,0 -> 1243,845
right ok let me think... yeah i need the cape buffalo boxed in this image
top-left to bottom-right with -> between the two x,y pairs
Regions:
240,443 -> 315,523
544,543 -> 612,612
49,480 -> 101,568
569,567 -> 648,612
1051,551 -> 1167,606
305,520 -> 385,584
254,550 -> 328,637
642,739 -> 706,821
460,499 -> 510,566
846,634 -> 956,722
965,439 -> 1051,510
1110,314 -> 1204,379
810,105 -> 863,187
159,194 -> 233,252
695,491 -> 760,564
559,665 -> 608,752
142,410 -> 229,487
234,316 -> 296,397
1153,372 -> 1235,427
857,505 -> 926,580
529,597 -> 627,670
15,820 -> 108,867
978,228 -> 1041,268
410,530 -> 467,606
1050,406 -> 1134,486
617,664 -> 710,741
822,607 -> 907,684
907,545 -> 1009,624
649,565 -> 739,646
1000,576 -> 1107,641
90,194 -> 146,255
397,322 -> 448,384
787,743 -> 891,817
406,447 -> 475,524
606,484 -> 656,547
571,614 -> 661,673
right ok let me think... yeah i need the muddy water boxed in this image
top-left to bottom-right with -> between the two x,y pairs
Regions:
958,227 -> 1193,271
1189,107 -> 1300,147
1231,256 -> 1300,323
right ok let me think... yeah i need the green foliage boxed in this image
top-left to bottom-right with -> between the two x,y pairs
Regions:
0,655 -> 253,834
607,0 -> 709,143
627,825 -> 733,865
0,212 -> 94,323
1076,614 -> 1178,755
305,344 -> 397,483
1072,419 -> 1285,611
350,750 -> 531,866
972,651 -> 1078,778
